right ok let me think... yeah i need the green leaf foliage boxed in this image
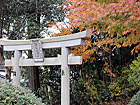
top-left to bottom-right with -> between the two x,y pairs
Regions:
0,81 -> 44,105
127,55 -> 140,89
129,90 -> 140,105
0,0 -> 65,39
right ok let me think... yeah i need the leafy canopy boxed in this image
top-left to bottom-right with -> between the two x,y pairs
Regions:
64,0 -> 140,50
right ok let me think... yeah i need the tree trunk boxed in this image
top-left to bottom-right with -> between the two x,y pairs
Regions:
109,44 -> 112,81
28,66 -> 40,91
28,51 -> 40,91
5,51 -> 11,81
0,0 -> 3,38
0,0 -> 11,81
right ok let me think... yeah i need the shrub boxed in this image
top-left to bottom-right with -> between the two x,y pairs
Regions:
127,55 -> 140,89
0,81 -> 44,105
129,90 -> 140,105
108,54 -> 140,101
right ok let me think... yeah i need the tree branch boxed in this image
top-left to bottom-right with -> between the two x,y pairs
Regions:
8,11 -> 38,39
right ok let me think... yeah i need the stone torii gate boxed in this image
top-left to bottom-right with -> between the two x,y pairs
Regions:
0,30 -> 90,105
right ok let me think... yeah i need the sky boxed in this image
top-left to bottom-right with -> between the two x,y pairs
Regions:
43,18 -> 69,38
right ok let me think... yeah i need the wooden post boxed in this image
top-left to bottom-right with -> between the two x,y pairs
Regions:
13,50 -> 22,86
61,47 -> 70,105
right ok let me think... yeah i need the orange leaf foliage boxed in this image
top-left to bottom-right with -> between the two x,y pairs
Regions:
63,0 -> 140,50
52,0 -> 140,77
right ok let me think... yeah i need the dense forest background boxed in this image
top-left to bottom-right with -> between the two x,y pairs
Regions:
0,0 -> 140,105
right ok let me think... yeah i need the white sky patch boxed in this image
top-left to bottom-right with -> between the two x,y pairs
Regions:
43,18 -> 70,38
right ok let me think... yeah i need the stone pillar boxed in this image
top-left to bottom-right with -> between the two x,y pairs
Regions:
61,47 -> 70,105
13,50 -> 22,86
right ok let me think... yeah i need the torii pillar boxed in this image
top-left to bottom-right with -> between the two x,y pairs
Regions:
61,47 -> 69,105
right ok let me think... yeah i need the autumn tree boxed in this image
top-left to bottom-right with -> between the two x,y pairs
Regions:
59,0 -> 139,75
64,0 -> 140,49
50,0 -> 140,104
